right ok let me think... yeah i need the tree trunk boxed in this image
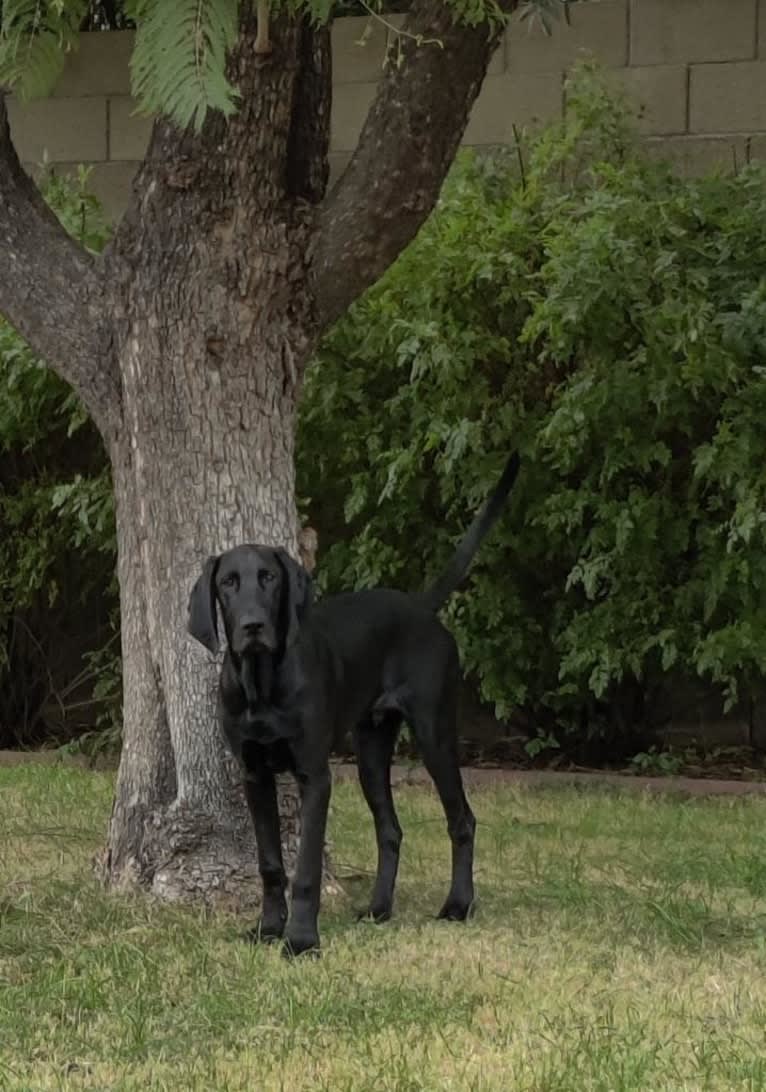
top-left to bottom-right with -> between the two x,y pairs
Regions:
101,366 -> 306,906
1,0 -> 509,910
97,11 -> 333,907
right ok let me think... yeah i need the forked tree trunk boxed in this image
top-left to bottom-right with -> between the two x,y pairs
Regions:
0,0 -> 510,910
97,14 -> 332,904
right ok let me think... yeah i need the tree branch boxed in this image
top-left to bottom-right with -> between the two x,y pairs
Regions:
0,95 -> 120,438
312,0 -> 517,330
286,17 -> 331,204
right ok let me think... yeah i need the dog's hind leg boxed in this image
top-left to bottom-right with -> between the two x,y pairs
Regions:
411,705 -> 476,922
354,711 -> 403,923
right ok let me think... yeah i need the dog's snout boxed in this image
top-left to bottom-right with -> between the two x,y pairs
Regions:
233,608 -> 277,652
241,619 -> 265,635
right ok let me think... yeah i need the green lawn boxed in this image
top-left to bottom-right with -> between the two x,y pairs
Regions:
2,766 -> 766,1090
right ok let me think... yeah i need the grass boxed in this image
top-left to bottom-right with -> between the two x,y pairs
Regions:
2,769 -> 766,1090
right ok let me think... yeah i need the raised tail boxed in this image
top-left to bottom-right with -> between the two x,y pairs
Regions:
422,452 -> 520,612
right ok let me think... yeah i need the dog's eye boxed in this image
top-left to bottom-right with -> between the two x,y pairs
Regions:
258,570 -> 276,585
220,573 -> 238,589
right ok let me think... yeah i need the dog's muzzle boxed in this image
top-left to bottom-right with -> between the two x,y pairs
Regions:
233,618 -> 278,654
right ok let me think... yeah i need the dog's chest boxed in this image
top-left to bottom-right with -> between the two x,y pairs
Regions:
221,703 -> 300,777
246,737 -> 296,775
228,729 -> 297,777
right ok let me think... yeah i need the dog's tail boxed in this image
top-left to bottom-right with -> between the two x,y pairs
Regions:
422,452 -> 520,613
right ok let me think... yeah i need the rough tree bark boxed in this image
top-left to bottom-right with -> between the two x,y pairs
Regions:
97,12 -> 332,903
0,0 -> 514,908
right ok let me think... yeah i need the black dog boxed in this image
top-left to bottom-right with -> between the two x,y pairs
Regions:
187,452 -> 520,957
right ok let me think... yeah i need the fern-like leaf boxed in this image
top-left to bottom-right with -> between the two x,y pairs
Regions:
121,0 -> 152,19
0,0 -> 87,99
130,0 -> 241,133
519,0 -> 570,36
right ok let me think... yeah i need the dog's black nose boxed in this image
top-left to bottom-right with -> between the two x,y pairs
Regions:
242,620 -> 264,636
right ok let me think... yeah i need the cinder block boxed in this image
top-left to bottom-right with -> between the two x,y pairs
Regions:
109,97 -> 153,161
630,0 -> 757,66
476,27 -> 505,76
690,61 -> 766,132
506,0 -> 628,74
463,72 -> 562,145
83,160 -> 140,221
7,97 -> 107,163
747,134 -> 766,162
53,30 -> 134,97
332,17 -> 388,83
330,82 -> 377,152
644,135 -> 747,175
486,36 -> 505,77
610,65 -> 688,134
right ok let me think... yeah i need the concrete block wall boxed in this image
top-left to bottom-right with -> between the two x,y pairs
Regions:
8,0 -> 766,220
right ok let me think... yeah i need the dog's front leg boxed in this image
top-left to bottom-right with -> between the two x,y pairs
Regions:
243,770 -> 288,943
283,763 -> 332,958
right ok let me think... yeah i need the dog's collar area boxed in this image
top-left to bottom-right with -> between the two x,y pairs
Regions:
239,650 -> 274,707
240,705 -> 300,748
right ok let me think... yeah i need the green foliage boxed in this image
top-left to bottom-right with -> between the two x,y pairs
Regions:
57,625 -> 123,754
0,0 -> 87,99
629,748 -> 684,777
6,62 -> 766,757
129,0 -> 240,132
0,165 -> 116,740
519,0 -> 571,35
0,0 -> 567,131
524,731 -> 560,759
297,64 -> 766,739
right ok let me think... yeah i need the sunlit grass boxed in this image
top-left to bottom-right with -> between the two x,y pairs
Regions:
2,766 -> 766,1090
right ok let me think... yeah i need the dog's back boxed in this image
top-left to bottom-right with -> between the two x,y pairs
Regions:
307,587 -> 456,735
304,452 -> 521,738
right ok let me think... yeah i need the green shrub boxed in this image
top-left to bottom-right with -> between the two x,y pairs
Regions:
0,167 -> 117,744
298,64 -> 766,740
6,65 -> 766,753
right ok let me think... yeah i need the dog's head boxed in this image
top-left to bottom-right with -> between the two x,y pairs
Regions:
187,545 -> 311,658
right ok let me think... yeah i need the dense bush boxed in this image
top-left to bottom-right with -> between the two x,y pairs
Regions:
5,65 -> 766,753
298,65 -> 766,745
0,168 -> 116,745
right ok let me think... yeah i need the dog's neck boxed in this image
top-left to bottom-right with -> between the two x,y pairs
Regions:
237,649 -> 276,710
225,646 -> 302,746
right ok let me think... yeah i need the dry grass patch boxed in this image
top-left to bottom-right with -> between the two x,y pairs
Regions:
2,765 -> 766,1089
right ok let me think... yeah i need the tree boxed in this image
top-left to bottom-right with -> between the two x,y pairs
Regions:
0,0 -> 533,906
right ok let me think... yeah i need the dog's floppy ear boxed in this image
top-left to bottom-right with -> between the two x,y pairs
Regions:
274,548 -> 312,649
187,555 -> 220,654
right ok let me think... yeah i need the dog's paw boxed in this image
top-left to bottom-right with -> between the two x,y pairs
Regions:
282,928 -> 321,960
436,896 -> 475,922
355,905 -> 392,924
